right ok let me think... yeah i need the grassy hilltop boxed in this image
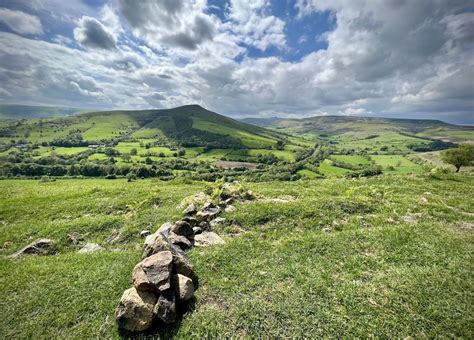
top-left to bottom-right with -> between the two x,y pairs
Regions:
0,173 -> 473,338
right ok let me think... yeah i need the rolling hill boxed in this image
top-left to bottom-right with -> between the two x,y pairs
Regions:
250,115 -> 474,143
0,104 -> 90,120
0,104 -> 284,149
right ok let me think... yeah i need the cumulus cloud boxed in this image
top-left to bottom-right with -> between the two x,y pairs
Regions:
0,8 -> 42,35
117,0 -> 216,50
74,16 -> 116,50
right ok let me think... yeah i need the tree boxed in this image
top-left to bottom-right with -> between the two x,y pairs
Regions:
442,145 -> 474,172
122,153 -> 131,163
130,148 -> 137,156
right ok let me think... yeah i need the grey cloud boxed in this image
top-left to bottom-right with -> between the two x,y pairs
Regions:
117,0 -> 215,50
0,8 -> 42,35
74,16 -> 116,50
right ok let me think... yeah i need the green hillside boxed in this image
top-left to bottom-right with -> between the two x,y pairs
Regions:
0,104 -> 89,120
262,116 -> 474,143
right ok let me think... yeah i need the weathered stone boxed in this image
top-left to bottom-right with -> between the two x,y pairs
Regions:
171,274 -> 194,301
225,205 -> 236,213
168,232 -> 192,250
9,238 -> 54,258
182,216 -> 198,227
153,290 -> 176,324
192,226 -> 202,235
78,243 -> 104,253
210,217 -> 226,228
194,232 -> 225,247
198,221 -> 211,231
157,222 -> 173,234
183,203 -> 197,216
196,206 -> 221,221
142,230 -> 194,278
171,220 -> 194,239
132,251 -> 173,292
106,230 -> 121,244
143,231 -> 172,258
115,287 -> 157,332
140,230 -> 151,238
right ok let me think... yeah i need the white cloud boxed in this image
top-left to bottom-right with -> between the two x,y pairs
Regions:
0,8 -> 43,35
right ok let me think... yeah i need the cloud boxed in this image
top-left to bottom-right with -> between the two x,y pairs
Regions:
226,0 -> 286,50
0,8 -> 43,35
74,16 -> 116,50
117,0 -> 216,50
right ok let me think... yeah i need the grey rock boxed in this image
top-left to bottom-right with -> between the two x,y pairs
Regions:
194,232 -> 225,247
115,287 -> 157,332
132,251 -> 173,292
153,290 -> 176,324
171,274 -> 194,301
157,222 -> 173,234
168,232 -> 192,250
171,220 -> 194,239
210,217 -> 226,228
192,226 -> 202,235
183,203 -> 197,216
224,205 -> 236,213
140,230 -> 151,238
78,243 -> 103,253
198,221 -> 211,231
9,238 -> 54,258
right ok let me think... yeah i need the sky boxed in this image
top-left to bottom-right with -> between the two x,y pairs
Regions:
0,0 -> 472,124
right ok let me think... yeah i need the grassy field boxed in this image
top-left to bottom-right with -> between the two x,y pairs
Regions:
2,174 -> 471,338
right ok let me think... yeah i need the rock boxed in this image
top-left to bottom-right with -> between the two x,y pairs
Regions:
244,190 -> 254,200
402,215 -> 417,224
78,243 -> 103,253
210,217 -> 226,228
171,274 -> 194,301
182,216 -> 198,227
115,287 -> 157,332
153,290 -> 176,324
9,238 -> 54,258
106,229 -> 121,244
142,230 -> 195,278
157,222 -> 173,234
192,226 -> 202,235
224,197 -> 234,205
183,203 -> 197,216
143,231 -> 173,258
202,201 -> 216,210
198,221 -> 211,231
196,206 -> 221,221
132,251 -> 173,292
225,205 -> 236,213
140,230 -> 151,238
171,220 -> 194,239
194,232 -> 225,247
168,232 -> 192,250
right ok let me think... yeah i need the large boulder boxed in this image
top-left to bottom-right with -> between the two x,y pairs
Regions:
9,239 -> 54,258
171,220 -> 194,239
194,232 -> 225,247
196,206 -> 221,221
153,290 -> 176,324
115,287 -> 157,332
171,274 -> 194,301
132,251 -> 173,292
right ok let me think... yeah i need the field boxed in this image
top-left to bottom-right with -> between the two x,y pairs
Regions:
1,174 -> 472,338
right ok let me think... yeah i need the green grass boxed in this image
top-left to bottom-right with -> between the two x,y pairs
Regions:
371,155 -> 423,173
0,174 -> 473,337
318,159 -> 350,175
332,154 -> 371,166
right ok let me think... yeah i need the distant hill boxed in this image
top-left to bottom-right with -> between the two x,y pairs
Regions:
251,115 -> 474,143
239,117 -> 282,127
0,105 -> 282,149
0,104 -> 89,120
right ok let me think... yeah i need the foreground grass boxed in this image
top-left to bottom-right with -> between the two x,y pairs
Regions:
0,174 -> 473,338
